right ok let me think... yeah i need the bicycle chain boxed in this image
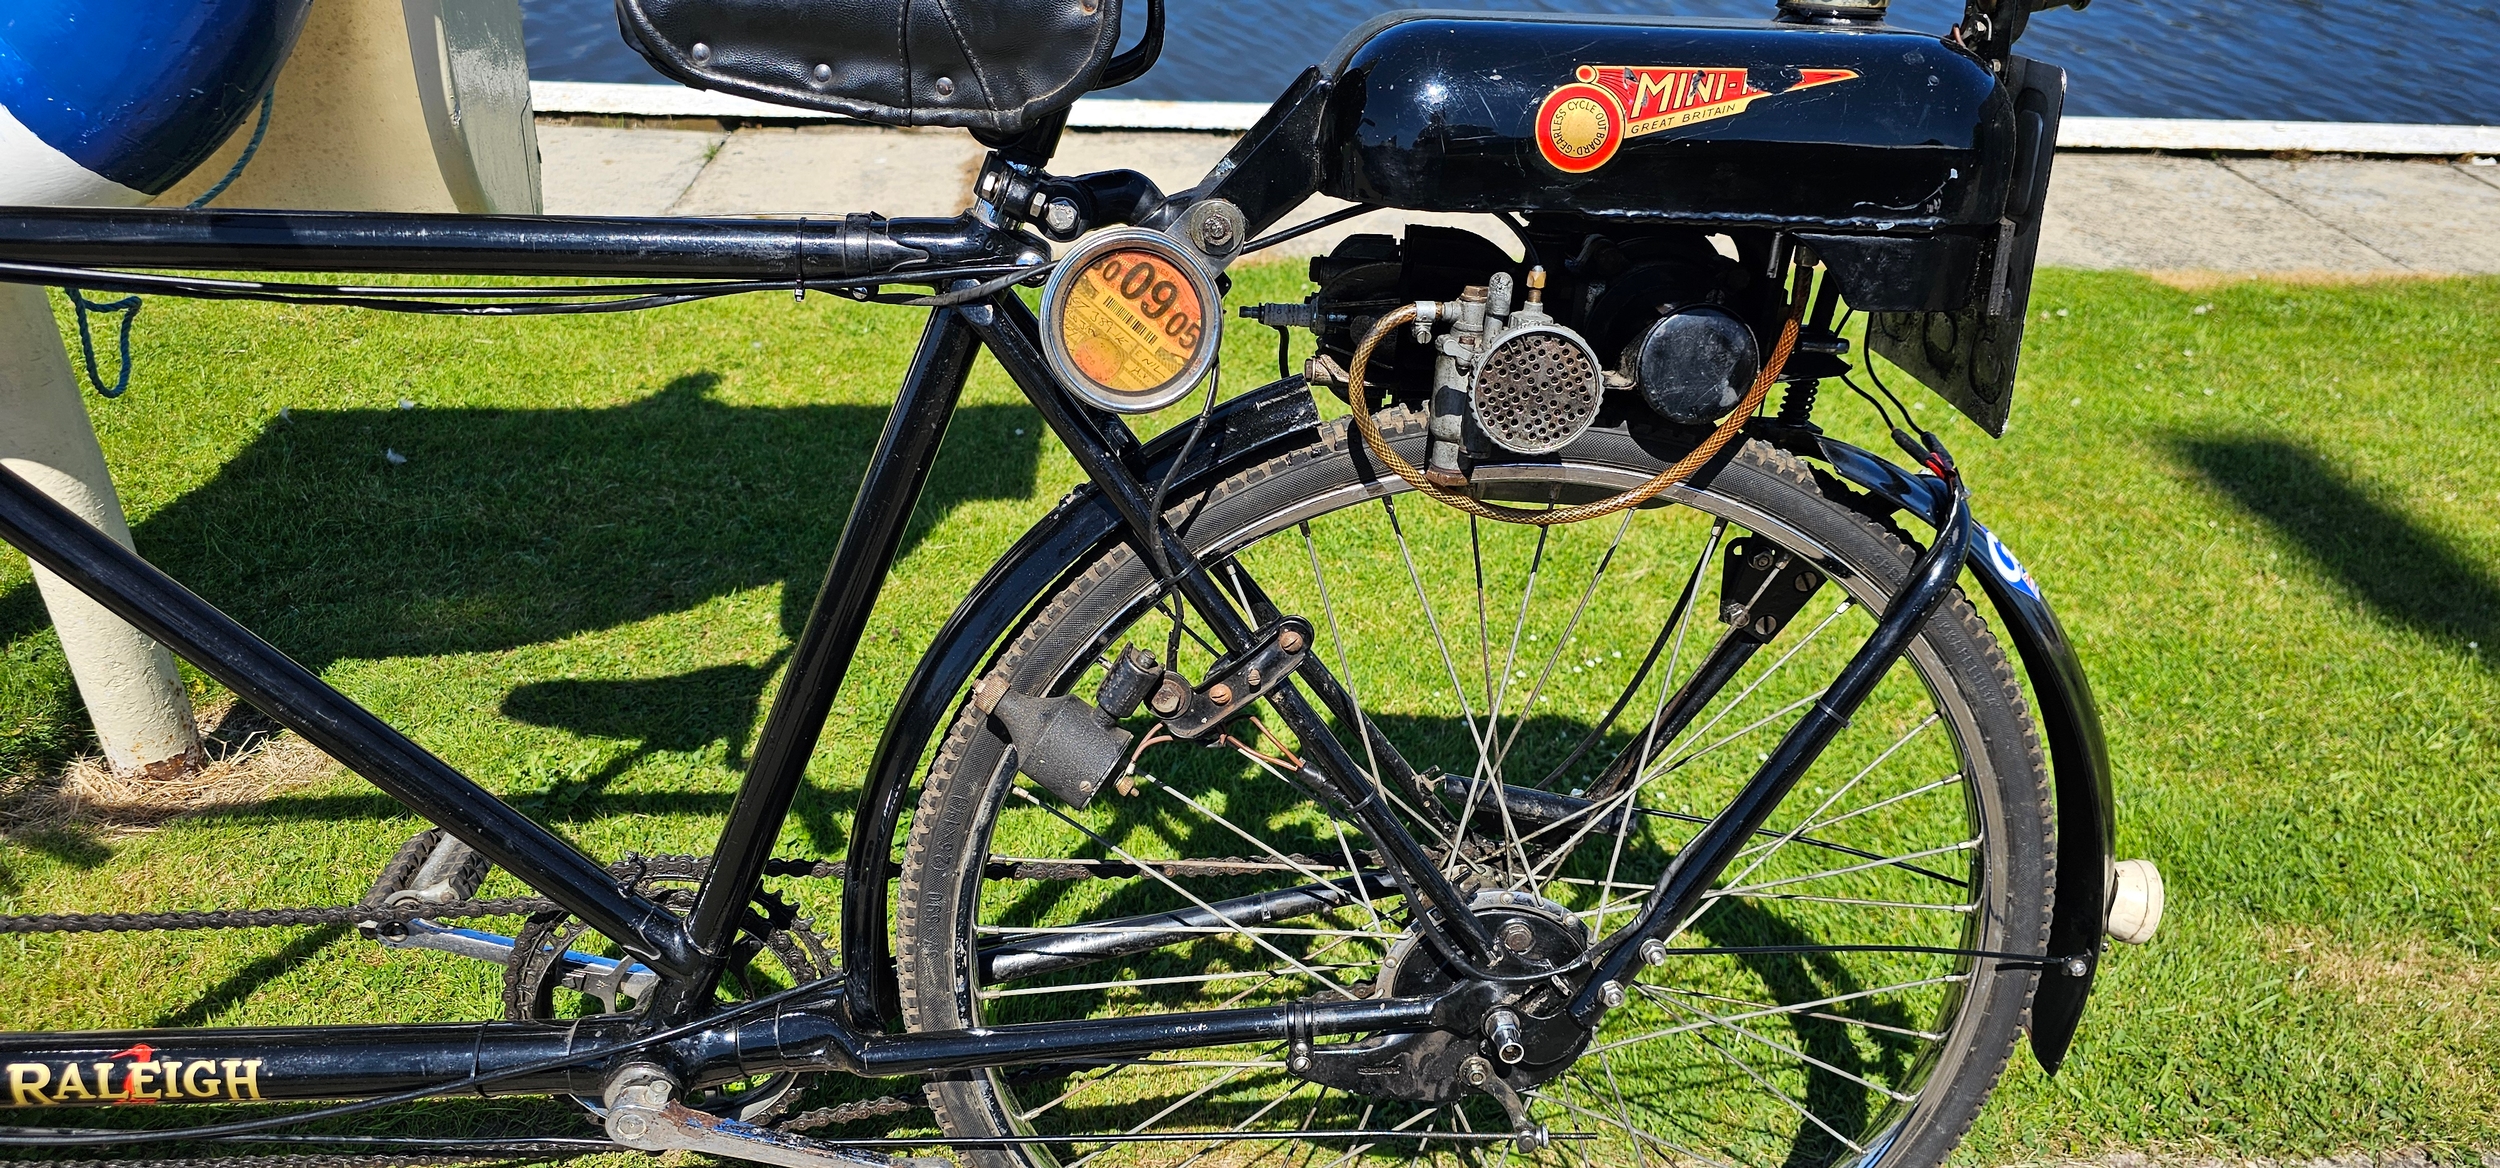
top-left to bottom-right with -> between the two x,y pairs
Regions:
0,855 -> 1355,935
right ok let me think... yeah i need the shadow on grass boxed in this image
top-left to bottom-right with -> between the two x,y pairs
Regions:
2169,434 -> 2499,661
0,370 -> 1038,665
0,371 -> 1040,860
151,924 -> 349,1027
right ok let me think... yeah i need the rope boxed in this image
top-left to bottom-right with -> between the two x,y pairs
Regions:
189,90 -> 278,210
64,289 -> 141,398
1339,271 -> 1812,527
57,91 -> 278,400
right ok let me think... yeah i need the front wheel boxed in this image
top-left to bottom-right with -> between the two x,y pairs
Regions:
897,414 -> 2054,1168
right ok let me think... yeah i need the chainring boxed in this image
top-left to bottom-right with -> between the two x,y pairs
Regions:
500,854 -> 831,1122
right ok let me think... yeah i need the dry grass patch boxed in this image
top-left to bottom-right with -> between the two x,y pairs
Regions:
1,701 -> 338,839
2139,269 -> 2467,292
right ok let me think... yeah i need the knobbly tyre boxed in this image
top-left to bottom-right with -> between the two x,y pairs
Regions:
0,0 -> 2168,1164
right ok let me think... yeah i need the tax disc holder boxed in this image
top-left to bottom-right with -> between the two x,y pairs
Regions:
1040,228 -> 1223,414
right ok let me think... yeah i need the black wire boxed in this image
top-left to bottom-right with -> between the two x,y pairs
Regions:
906,259 -> 1056,306
1839,373 -> 1900,431
1145,365 -> 1226,581
1501,211 -> 1543,270
0,261 -> 1032,317
1240,203 -> 1380,255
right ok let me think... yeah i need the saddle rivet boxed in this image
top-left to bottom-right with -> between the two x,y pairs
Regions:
689,42 -> 712,64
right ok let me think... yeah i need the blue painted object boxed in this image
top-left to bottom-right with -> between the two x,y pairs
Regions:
0,0 -> 313,197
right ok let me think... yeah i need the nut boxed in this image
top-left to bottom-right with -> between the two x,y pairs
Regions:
1198,212 -> 1235,249
1597,980 -> 1627,1009
1498,919 -> 1537,953
1639,938 -> 1668,967
1041,197 -> 1081,236
1462,1056 -> 1493,1087
1149,677 -> 1188,715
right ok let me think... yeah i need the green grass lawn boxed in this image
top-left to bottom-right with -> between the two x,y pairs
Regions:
1,264 -> 2496,1162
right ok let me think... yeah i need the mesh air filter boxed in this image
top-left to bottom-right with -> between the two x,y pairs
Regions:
1469,325 -> 1605,455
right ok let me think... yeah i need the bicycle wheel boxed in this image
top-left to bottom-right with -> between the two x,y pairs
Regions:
897,411 -> 2053,1168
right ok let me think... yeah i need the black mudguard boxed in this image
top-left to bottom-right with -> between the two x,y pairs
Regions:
1810,435 -> 2113,1074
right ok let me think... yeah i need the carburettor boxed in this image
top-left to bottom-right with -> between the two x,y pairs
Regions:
1410,266 -> 1607,482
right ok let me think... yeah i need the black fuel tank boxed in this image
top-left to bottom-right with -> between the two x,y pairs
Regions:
1320,13 -> 2015,230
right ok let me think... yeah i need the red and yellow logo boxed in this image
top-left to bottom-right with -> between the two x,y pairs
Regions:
1534,65 -> 1860,173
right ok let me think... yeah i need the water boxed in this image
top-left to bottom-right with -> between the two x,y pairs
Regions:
524,0 -> 2500,126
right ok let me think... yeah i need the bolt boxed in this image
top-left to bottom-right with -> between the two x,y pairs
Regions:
1639,938 -> 1668,967
1042,197 -> 1081,236
1149,677 -> 1188,715
1244,667 -> 1262,687
610,1112 -> 650,1142
1199,212 -> 1235,249
1278,628 -> 1305,653
1487,1009 -> 1526,1064
1463,1056 -> 1493,1087
2065,957 -> 2091,978
1208,682 -> 1234,705
1797,571 -> 1820,591
1499,919 -> 1537,953
1598,980 -> 1627,1009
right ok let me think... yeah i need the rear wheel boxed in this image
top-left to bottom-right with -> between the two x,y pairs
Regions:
897,413 -> 2053,1168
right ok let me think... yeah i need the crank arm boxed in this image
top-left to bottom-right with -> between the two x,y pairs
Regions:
606,1095 -> 904,1168
374,919 -> 663,1004
1566,474 -> 1974,1024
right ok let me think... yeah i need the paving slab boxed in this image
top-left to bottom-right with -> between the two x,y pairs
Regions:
2223,157 -> 2500,272
2037,153 -> 2403,275
536,125 -> 724,217
534,119 -> 2500,276
666,125 -> 986,217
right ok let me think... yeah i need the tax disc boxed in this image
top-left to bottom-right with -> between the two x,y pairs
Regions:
1040,228 -> 1223,414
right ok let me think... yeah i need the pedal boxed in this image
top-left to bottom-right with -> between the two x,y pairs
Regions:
358,829 -> 658,1002
605,1065 -> 931,1168
363,827 -> 490,914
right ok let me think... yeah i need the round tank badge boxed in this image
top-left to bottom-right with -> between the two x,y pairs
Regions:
1535,76 -> 1625,174
1534,63 -> 1860,174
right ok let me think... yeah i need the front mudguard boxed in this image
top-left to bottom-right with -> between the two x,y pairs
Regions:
1808,435 -> 2114,1075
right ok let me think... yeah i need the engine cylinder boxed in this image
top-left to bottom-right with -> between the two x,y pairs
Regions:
1633,307 -> 1760,425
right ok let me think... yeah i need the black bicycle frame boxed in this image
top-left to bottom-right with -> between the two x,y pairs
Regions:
0,198 -> 1977,1113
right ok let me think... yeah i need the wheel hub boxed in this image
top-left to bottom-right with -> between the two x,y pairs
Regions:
1289,890 -> 1593,1104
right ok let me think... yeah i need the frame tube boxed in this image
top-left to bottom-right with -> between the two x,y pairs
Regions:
0,464 -> 703,980
0,207 -> 1017,280
680,305 -> 982,998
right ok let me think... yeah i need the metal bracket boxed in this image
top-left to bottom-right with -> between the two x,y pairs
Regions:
1145,617 -> 1314,740
1719,535 -> 1829,643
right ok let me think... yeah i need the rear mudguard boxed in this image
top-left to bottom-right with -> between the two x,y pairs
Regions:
839,400 -> 2114,1076
1809,435 -> 2112,1075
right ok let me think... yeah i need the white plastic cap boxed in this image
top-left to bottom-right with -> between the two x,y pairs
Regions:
2105,858 -> 2165,945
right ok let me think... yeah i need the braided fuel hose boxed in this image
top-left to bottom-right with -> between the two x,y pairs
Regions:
1340,269 -> 1812,526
